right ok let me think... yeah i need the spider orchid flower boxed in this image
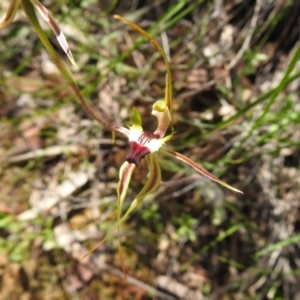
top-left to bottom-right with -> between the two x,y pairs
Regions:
85,16 -> 242,261
1,0 -> 76,65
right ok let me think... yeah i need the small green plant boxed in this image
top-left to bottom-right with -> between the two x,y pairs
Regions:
0,214 -> 55,262
1,3 -> 242,274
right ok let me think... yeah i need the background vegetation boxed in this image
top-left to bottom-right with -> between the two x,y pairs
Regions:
1,0 -> 300,299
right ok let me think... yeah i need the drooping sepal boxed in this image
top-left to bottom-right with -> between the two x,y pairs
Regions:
116,161 -> 135,276
117,161 -> 136,210
161,148 -> 243,193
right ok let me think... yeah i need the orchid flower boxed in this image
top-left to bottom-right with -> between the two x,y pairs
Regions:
85,15 -> 242,261
1,0 -> 76,65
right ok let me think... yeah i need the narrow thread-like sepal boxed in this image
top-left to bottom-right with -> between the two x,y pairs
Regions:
29,0 -> 77,65
22,0 -> 112,130
117,162 -> 136,216
161,148 -> 243,193
0,0 -> 21,28
114,15 -> 172,113
116,161 -> 135,276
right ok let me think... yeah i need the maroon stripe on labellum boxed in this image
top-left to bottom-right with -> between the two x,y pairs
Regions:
126,141 -> 151,166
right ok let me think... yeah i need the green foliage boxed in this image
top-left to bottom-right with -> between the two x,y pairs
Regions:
172,213 -> 198,242
0,214 -> 56,262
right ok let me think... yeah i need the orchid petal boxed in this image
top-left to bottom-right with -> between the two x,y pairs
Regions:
162,127 -> 175,143
114,15 -> 173,114
0,0 -> 21,28
117,162 -> 136,219
152,100 -> 172,138
161,148 -> 243,193
29,0 -> 76,66
116,161 -> 135,275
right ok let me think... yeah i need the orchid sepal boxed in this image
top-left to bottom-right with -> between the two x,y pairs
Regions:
131,106 -> 142,127
29,0 -> 77,66
114,15 -> 172,114
114,107 -> 143,143
161,148 -> 243,194
117,162 -> 136,215
116,161 -> 135,275
4,0 -> 77,65
118,153 -> 161,227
